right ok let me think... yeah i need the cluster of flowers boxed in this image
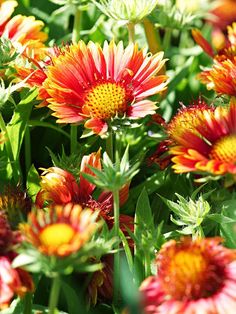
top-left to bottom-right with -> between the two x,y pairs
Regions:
0,0 -> 236,313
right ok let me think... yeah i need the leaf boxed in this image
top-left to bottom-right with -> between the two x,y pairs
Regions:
26,164 -> 41,201
61,280 -> 84,314
208,214 -> 235,224
7,89 -> 37,159
135,187 -> 153,226
220,200 -> 236,248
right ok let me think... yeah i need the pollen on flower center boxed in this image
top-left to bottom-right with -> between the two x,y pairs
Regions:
161,249 -> 224,300
210,134 -> 236,163
39,223 -> 75,247
83,82 -> 127,119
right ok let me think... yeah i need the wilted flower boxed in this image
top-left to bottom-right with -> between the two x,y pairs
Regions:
0,212 -> 13,254
21,203 -> 100,257
140,237 -> 236,314
0,255 -> 34,309
18,41 -> 167,135
0,185 -> 32,229
93,0 -> 158,25
167,98 -> 236,176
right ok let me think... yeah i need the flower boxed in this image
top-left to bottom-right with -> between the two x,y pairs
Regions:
198,57 -> 236,96
0,255 -> 34,309
0,212 -> 13,254
21,41 -> 167,135
0,185 -> 32,229
21,203 -> 100,257
140,237 -> 236,314
0,0 -> 17,35
93,0 -> 159,25
167,98 -> 236,176
0,1 -> 47,60
35,151 -> 134,241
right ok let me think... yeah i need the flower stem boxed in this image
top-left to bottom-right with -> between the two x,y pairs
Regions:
106,131 -> 113,161
49,275 -> 61,314
163,28 -> 172,51
127,22 -> 136,44
24,125 -> 31,175
23,292 -> 32,314
72,6 -> 82,43
0,112 -> 19,183
70,125 -> 77,155
143,18 -> 162,53
113,188 -> 120,306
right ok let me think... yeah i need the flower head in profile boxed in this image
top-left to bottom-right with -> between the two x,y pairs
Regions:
140,237 -> 236,314
21,203 -> 100,257
20,41 -> 167,135
93,0 -> 158,25
0,1 -> 47,60
35,151 -> 133,239
167,98 -> 236,176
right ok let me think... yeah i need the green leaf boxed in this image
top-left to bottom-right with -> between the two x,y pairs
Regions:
208,214 -> 235,224
26,164 -> 41,201
135,187 -> 153,226
7,89 -> 37,159
61,280 -> 84,314
220,200 -> 236,248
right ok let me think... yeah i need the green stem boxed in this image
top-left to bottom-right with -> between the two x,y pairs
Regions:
143,18 -> 162,53
127,23 -> 136,44
113,189 -> 120,306
24,125 -> 31,175
49,275 -> 61,314
163,28 -> 172,51
106,131 -> 113,161
72,6 -> 82,43
23,293 -> 32,314
194,226 -> 204,239
70,125 -> 77,155
0,112 -> 19,183
144,252 -> 151,278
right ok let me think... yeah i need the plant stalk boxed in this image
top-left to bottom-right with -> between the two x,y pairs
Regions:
0,112 -> 19,183
113,188 -> 120,306
127,22 -> 136,44
24,125 -> 31,175
143,18 -> 162,53
23,292 -> 32,314
106,131 -> 114,161
48,275 -> 61,314
72,6 -> 82,43
70,125 -> 77,155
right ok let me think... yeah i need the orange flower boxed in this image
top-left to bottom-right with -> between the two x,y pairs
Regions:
20,41 -> 167,135
167,98 -> 236,175
140,237 -> 236,314
21,203 -> 100,257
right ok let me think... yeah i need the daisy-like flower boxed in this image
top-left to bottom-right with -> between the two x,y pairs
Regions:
21,203 -> 100,257
167,98 -> 236,175
140,237 -> 236,314
93,0 -> 159,25
19,41 -> 167,135
0,255 -> 34,309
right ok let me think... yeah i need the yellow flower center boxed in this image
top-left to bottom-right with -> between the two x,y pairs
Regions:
83,82 -> 127,119
210,134 -> 236,163
39,223 -> 75,248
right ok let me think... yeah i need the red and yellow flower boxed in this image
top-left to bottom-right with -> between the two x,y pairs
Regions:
0,255 -> 34,309
18,41 -> 167,135
0,0 -> 47,59
140,237 -> 236,314
167,98 -> 236,175
21,203 -> 100,257
35,151 -> 133,237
